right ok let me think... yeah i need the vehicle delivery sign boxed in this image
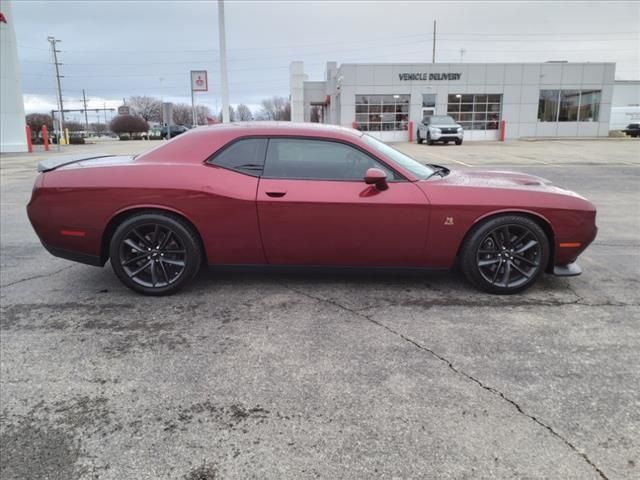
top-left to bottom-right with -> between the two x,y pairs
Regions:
190,70 -> 208,92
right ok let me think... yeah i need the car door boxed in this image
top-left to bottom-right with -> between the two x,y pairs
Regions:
256,137 -> 430,266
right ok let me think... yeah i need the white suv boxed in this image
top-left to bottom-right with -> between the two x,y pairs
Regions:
417,115 -> 464,145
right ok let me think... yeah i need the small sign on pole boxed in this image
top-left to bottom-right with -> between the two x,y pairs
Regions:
117,105 -> 130,115
190,71 -> 208,92
190,70 -> 208,127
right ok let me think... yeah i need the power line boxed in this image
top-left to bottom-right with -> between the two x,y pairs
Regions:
17,29 -> 639,53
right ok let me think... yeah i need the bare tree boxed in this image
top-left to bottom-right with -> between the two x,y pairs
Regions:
217,106 -> 235,123
110,115 -> 149,137
64,121 -> 84,132
259,96 -> 291,121
25,113 -> 53,136
128,96 -> 162,122
172,103 -> 193,126
195,104 -> 212,125
90,123 -> 108,135
235,104 -> 253,121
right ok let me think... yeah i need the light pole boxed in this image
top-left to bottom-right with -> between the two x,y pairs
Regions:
218,0 -> 230,123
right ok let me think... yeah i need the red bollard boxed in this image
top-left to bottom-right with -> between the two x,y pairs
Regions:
409,121 -> 413,143
42,125 -> 50,151
500,120 -> 506,142
352,121 -> 358,130
26,125 -> 33,153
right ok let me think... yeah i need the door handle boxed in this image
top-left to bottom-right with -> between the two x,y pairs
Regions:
265,191 -> 287,198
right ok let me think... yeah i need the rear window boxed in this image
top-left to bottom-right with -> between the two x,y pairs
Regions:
207,138 -> 267,176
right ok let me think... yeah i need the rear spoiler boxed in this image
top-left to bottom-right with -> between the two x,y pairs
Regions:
37,153 -> 114,173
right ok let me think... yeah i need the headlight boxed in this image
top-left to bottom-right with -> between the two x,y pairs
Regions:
457,127 -> 463,133
431,127 -> 441,133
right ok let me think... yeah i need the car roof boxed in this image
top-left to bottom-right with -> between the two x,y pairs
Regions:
136,122 -> 364,164
199,121 -> 363,138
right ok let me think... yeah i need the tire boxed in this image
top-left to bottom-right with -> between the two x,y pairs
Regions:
455,138 -> 463,145
426,133 -> 434,145
109,212 -> 202,295
460,215 -> 549,294
417,130 -> 423,144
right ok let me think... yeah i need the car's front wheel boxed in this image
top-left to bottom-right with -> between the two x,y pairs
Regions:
455,138 -> 463,145
109,212 -> 202,295
417,130 -> 423,144
460,215 -> 549,294
426,132 -> 434,145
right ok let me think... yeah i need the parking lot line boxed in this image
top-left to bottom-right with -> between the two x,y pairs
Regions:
425,150 -> 473,167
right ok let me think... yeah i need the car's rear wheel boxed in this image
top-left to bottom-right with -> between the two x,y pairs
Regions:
109,212 -> 202,295
460,215 -> 549,294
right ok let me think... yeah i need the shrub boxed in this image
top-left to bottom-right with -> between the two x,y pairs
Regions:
110,115 -> 149,138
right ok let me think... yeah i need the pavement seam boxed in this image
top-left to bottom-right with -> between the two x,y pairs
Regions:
0,264 -> 76,289
283,284 -> 609,480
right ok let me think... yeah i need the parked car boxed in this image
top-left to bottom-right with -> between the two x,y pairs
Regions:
417,115 -> 464,145
622,123 -> 640,137
28,123 -> 597,296
160,125 -> 188,139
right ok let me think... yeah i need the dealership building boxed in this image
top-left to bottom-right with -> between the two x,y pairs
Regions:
290,61 -> 617,141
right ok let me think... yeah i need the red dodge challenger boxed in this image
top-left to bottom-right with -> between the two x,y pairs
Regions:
27,123 -> 597,295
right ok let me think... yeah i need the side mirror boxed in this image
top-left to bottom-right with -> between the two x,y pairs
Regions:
364,168 -> 388,190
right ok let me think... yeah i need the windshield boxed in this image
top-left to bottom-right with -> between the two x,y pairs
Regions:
428,115 -> 456,125
362,135 -> 435,180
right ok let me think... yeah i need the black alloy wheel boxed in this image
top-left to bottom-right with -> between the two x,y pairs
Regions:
426,132 -> 434,145
461,215 -> 549,294
417,130 -> 423,144
109,212 -> 202,295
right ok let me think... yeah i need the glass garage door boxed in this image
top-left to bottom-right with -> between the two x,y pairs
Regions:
447,94 -> 502,141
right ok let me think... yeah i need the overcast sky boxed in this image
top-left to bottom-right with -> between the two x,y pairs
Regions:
11,0 -> 640,121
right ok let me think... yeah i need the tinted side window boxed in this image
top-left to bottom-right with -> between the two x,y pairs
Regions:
208,138 -> 267,175
263,138 -> 397,181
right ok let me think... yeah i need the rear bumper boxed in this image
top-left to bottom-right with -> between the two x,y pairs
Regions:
42,242 -> 104,267
553,262 -> 582,277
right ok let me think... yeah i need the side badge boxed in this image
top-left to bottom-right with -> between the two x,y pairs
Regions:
444,217 -> 455,226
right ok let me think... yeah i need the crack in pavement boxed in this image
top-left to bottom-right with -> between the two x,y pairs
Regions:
283,284 -> 609,480
1,264 -> 76,289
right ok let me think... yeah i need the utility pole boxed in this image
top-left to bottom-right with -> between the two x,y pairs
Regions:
459,48 -> 466,63
218,0 -> 230,123
432,20 -> 436,63
82,89 -> 89,131
48,36 -> 64,146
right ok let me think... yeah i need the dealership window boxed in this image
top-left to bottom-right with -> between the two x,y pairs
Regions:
538,90 -> 560,122
355,94 -> 410,131
538,89 -> 601,122
447,94 -> 502,130
422,94 -> 436,108
578,90 -> 601,122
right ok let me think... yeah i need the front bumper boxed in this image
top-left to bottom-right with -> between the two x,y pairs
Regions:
430,131 -> 463,141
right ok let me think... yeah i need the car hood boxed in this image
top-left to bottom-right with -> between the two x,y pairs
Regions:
430,123 -> 461,129
428,168 -> 587,198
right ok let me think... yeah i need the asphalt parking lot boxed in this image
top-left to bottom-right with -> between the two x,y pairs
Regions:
1,138 -> 639,479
